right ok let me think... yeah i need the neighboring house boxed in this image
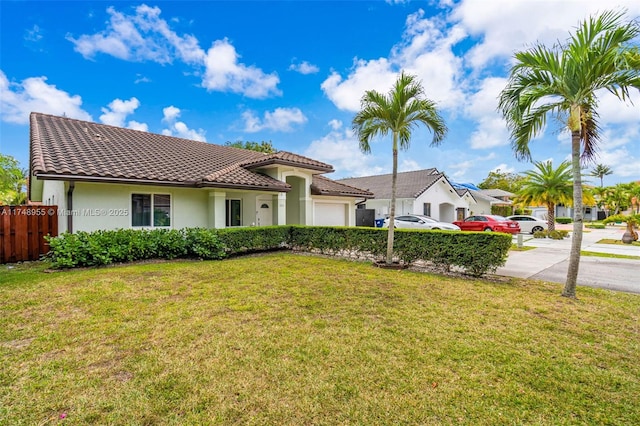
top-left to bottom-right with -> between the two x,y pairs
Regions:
469,189 -> 514,215
337,169 -> 476,223
530,204 -> 600,221
29,112 -> 372,233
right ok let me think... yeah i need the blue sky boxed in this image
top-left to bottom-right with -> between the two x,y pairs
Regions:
1,0 -> 639,186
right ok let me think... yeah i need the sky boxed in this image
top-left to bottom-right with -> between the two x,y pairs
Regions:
1,0 -> 639,187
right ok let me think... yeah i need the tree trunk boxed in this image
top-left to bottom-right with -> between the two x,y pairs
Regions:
547,202 -> 556,232
562,130 -> 584,298
386,133 -> 398,264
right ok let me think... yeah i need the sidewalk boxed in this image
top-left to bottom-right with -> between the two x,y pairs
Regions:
496,225 -> 640,293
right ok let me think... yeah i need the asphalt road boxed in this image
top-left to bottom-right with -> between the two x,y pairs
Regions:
529,256 -> 640,294
496,227 -> 640,294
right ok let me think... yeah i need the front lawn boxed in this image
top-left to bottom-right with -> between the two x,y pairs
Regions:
1,253 -> 639,425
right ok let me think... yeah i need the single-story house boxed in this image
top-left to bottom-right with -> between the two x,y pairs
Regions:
29,112 -> 372,233
530,204 -> 600,221
468,188 -> 514,215
337,169 -> 477,223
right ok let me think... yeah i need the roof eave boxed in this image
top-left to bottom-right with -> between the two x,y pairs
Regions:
34,173 -> 291,192
247,159 -> 333,173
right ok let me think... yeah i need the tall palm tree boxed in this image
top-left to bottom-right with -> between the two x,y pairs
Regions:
589,164 -> 613,187
516,161 -> 573,232
352,71 -> 447,264
498,10 -> 640,298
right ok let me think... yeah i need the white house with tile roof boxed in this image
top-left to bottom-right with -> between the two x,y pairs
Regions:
338,169 -> 477,223
28,112 -> 372,233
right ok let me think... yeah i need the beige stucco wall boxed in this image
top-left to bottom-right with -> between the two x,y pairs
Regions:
39,179 -> 69,233
62,182 -> 209,232
34,169 -> 360,233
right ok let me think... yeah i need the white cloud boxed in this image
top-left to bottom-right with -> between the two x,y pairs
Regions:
68,5 -> 280,99
393,10 -> 466,108
451,0 -> 640,73
25,24 -> 43,43
596,89 -> 640,126
99,97 -> 141,127
464,77 -> 510,149
241,107 -> 307,132
134,74 -> 151,84
162,105 -> 181,122
304,127 -> 385,178
448,152 -> 496,179
328,119 -> 342,131
168,121 -> 206,141
0,70 -> 91,124
289,60 -> 319,74
399,159 -> 421,172
490,163 -> 515,174
161,105 -> 205,141
321,9 -> 466,112
321,58 -> 396,111
127,120 -> 149,132
67,4 -> 205,64
587,126 -> 640,178
202,38 -> 281,98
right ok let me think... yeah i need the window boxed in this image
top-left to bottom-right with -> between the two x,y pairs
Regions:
423,203 -> 431,217
131,193 -> 171,227
225,199 -> 242,227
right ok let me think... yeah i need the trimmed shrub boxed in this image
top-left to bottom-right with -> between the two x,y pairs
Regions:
556,217 -> 572,224
586,223 -> 605,229
290,226 -> 511,277
533,230 -> 548,239
218,226 -> 290,256
548,230 -> 565,240
183,228 -> 225,260
45,229 -> 189,268
46,226 -> 512,277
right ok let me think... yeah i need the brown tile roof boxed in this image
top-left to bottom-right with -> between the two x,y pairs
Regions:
311,175 -> 373,198
29,113 -> 331,195
337,168 -> 443,199
240,151 -> 334,172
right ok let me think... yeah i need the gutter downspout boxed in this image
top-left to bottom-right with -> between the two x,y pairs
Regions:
66,181 -> 75,234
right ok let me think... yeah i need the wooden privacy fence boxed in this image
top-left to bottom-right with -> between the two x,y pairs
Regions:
0,205 -> 58,263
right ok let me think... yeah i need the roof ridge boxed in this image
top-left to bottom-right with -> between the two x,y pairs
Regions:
203,163 -> 242,181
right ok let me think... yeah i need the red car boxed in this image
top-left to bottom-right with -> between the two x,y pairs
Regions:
453,215 -> 521,234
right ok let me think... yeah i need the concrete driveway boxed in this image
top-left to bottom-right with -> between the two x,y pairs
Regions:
496,226 -> 640,294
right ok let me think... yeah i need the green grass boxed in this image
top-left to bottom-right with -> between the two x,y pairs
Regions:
581,251 -> 640,260
2,253 -> 639,425
510,244 -> 536,251
597,238 -> 640,247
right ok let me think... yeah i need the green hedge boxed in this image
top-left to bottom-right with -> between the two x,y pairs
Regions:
556,217 -> 573,224
45,226 -> 512,277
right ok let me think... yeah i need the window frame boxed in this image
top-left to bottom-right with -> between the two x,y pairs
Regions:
130,192 -> 172,228
225,198 -> 243,227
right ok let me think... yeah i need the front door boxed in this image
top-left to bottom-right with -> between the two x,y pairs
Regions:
256,200 -> 272,226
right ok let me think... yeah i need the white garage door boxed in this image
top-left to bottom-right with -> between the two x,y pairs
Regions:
314,203 -> 346,226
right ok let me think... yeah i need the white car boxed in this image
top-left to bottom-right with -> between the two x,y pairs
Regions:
383,214 -> 461,231
506,215 -> 549,234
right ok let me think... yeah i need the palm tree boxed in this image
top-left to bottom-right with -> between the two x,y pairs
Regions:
352,71 -> 447,264
629,181 -> 640,214
498,10 -> 640,298
589,164 -> 613,187
516,161 -> 573,232
605,183 -> 633,215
